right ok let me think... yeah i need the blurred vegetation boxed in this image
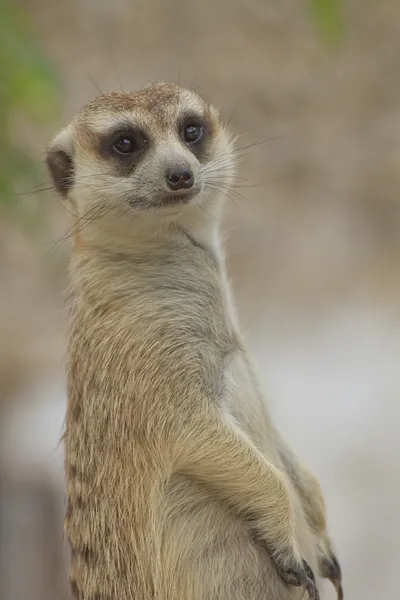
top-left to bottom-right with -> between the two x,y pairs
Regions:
309,0 -> 345,45
0,1 -> 60,227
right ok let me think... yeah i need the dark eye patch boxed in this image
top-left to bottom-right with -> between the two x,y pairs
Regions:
98,126 -> 149,167
179,113 -> 213,161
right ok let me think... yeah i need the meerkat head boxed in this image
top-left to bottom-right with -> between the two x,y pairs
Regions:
46,83 -> 236,239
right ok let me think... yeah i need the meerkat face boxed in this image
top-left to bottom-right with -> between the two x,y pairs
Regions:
46,83 -> 236,225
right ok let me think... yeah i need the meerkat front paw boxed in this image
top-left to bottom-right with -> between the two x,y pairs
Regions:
256,531 -> 320,600
317,537 -> 343,600
273,553 -> 319,600
252,468 -> 320,600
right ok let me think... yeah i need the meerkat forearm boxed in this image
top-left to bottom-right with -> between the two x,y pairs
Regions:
176,411 -> 299,565
150,397 -> 316,593
276,435 -> 326,535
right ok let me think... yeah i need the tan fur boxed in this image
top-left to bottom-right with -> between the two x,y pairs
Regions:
47,83 -> 341,600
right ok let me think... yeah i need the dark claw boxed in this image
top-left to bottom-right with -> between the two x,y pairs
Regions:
320,555 -> 343,600
306,576 -> 320,600
303,559 -> 316,583
277,558 -> 319,600
303,560 -> 319,600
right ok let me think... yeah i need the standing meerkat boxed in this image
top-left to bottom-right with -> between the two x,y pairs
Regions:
46,83 -> 343,600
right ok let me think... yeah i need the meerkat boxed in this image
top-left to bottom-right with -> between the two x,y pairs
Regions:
46,83 -> 343,600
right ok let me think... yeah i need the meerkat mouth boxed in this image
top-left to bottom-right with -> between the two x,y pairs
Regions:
158,188 -> 200,207
126,188 -> 200,210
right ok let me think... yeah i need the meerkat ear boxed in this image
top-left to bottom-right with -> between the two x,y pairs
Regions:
46,124 -> 75,197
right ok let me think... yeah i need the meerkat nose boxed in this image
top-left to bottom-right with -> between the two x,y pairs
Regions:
165,166 -> 194,191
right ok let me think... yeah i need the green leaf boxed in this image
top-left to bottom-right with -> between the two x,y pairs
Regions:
0,2 -> 61,122
309,0 -> 345,45
0,1 -> 61,230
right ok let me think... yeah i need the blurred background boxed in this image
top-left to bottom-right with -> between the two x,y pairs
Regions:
0,1 -> 399,598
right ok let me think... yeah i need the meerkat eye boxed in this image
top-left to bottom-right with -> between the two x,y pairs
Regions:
182,122 -> 204,145
113,135 -> 137,155
105,129 -> 148,158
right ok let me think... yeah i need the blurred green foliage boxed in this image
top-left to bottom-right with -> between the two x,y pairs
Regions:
309,0 -> 345,45
0,1 -> 60,221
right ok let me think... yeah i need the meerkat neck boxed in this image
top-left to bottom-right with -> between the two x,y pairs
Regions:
74,194 -> 226,264
177,196 -> 225,255
70,197 -> 240,332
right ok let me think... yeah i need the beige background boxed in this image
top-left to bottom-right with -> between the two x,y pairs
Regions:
1,1 -> 399,598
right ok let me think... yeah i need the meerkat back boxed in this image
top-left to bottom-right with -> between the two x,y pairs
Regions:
47,83 -> 342,600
